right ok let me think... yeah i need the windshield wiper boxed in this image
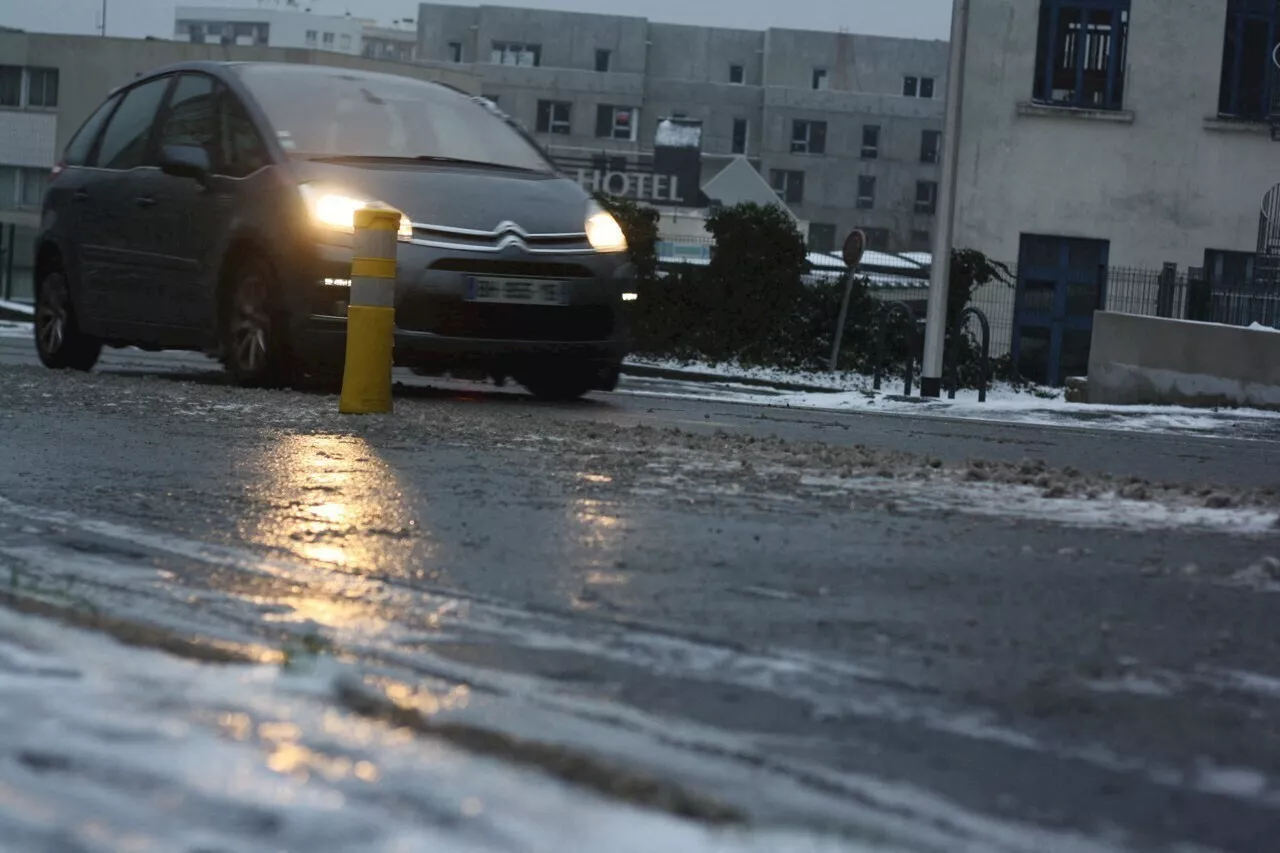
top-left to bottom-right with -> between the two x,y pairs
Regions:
306,154 -> 544,173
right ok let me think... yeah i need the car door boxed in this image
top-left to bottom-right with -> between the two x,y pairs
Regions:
78,74 -> 174,335
50,92 -> 121,336
148,72 -> 224,339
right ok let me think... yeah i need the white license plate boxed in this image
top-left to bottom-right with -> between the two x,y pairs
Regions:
464,276 -> 567,306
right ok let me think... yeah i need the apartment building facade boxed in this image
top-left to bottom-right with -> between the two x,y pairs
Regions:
414,3 -> 949,253
0,31 -> 476,303
953,0 -> 1280,384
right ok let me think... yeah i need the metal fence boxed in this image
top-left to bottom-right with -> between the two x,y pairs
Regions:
869,262 -> 1280,362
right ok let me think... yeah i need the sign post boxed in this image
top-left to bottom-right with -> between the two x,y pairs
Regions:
920,0 -> 970,397
828,229 -> 866,372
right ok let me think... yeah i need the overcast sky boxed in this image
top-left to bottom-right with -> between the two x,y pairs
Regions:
1,0 -> 953,41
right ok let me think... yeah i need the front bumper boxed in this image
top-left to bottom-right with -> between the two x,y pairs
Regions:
289,239 -> 633,369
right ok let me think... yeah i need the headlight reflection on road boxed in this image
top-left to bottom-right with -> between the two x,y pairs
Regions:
231,434 -> 438,634
568,496 -> 629,610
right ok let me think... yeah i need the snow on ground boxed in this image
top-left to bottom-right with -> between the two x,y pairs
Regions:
0,604 -> 888,853
623,357 -> 1280,436
0,300 -> 33,317
0,320 -> 32,339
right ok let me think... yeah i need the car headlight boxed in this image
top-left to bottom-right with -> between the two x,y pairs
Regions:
299,183 -> 412,241
585,203 -> 627,253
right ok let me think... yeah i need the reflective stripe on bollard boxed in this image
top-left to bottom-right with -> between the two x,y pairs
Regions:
339,208 -> 399,414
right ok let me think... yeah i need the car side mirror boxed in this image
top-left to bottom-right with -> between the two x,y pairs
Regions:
160,144 -> 211,184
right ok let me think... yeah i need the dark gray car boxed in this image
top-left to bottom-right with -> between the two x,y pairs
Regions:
33,61 -> 634,400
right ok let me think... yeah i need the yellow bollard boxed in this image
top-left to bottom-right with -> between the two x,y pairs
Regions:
339,208 -> 399,414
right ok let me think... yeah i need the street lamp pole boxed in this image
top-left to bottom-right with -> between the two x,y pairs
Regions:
919,0 -> 970,398
100,0 -> 107,36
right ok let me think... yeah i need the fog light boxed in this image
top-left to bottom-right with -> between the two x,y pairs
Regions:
622,292 -> 639,302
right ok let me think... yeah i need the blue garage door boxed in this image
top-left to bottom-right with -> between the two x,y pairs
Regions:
1013,235 -> 1109,386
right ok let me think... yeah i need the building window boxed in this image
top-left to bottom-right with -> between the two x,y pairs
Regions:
1219,0 -> 1279,120
911,229 -> 932,251
595,104 -> 637,140
916,180 -> 938,214
537,100 -> 573,135
920,129 -> 941,163
857,176 -> 876,210
731,118 -> 748,154
813,68 -> 829,90
729,64 -> 745,84
596,49 -> 611,72
861,124 -> 880,159
920,77 -> 936,98
448,41 -> 463,62
808,223 -> 836,253
492,41 -> 541,67
0,66 -> 58,109
1033,0 -> 1130,110
0,166 -> 50,210
1204,248 -> 1255,284
791,120 -> 826,154
322,32 -> 334,45
305,29 -> 317,44
339,34 -> 352,50
770,169 -> 805,204
864,228 -> 891,251
903,75 -> 918,97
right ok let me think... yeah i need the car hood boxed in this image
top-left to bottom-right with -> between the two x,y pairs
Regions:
291,160 -> 593,235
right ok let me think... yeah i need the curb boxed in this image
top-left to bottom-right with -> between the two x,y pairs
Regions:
621,363 -> 845,394
0,301 -> 34,323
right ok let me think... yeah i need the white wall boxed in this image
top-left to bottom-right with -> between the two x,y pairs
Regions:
954,0 -> 1279,270
0,112 -> 56,169
175,6 -> 363,54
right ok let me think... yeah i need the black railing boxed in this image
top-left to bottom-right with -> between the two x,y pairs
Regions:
873,301 -> 917,397
947,306 -> 992,403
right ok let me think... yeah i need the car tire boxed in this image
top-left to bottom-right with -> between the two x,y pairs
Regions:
517,360 -> 599,402
35,267 -> 101,372
222,253 -> 292,388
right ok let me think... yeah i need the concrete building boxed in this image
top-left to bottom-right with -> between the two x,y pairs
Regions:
952,0 -> 1280,384
174,5 -> 365,54
0,31 -> 478,303
361,25 -> 419,64
413,3 -> 949,254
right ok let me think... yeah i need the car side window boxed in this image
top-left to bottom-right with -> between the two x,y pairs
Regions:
64,93 -> 120,167
156,73 -> 218,161
217,88 -> 270,178
93,76 -> 171,171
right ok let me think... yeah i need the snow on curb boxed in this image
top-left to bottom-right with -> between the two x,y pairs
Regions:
622,357 -> 1280,434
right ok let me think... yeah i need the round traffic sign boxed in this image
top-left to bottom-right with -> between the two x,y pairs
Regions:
842,229 -> 866,268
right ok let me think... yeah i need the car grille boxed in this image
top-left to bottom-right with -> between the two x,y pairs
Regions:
428,259 -> 595,278
397,294 -> 614,342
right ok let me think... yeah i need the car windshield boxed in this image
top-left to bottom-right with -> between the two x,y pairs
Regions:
232,64 -> 553,173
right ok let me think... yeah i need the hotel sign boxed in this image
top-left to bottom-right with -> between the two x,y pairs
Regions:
571,169 -> 688,204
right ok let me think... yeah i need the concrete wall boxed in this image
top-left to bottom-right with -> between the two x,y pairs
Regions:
0,32 -> 479,164
954,0 -> 1279,269
474,6 -> 649,74
174,6 -> 364,54
763,29 -> 949,95
414,2 -> 948,253
648,24 -> 764,86
1087,312 -> 1280,409
761,87 -> 943,245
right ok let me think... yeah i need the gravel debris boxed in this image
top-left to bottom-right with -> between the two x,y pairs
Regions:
4,366 -> 1280,533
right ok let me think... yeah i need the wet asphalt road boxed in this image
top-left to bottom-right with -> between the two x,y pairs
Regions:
2,333 -> 1280,852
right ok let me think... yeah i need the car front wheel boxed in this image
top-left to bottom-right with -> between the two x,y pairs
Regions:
222,254 -> 292,388
35,268 -> 101,372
